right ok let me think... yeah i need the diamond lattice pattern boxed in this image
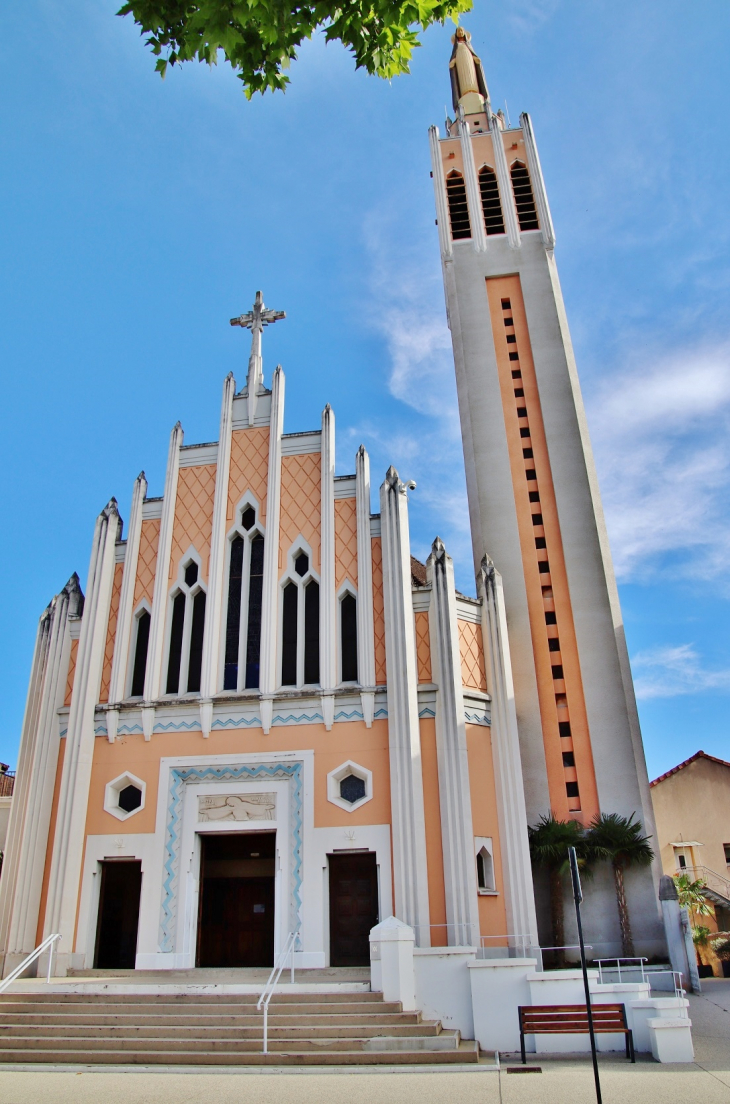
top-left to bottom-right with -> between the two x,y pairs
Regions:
99,562 -> 123,703
279,454 -> 321,572
228,428 -> 269,526
169,464 -> 216,584
64,638 -> 78,707
335,498 -> 358,589
459,619 -> 487,691
415,611 -> 432,683
134,518 -> 160,607
371,537 -> 386,685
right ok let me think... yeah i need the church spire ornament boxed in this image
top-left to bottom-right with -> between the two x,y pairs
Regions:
230,290 -> 286,426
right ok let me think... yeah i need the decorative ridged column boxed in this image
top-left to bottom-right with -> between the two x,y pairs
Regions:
380,467 -> 430,944
520,112 -> 556,251
320,405 -> 336,729
45,502 -> 121,971
427,538 -> 481,947
107,472 -> 147,741
355,445 -> 376,727
428,126 -> 453,260
478,556 -> 539,954
0,579 -> 80,975
259,366 -> 285,734
200,372 -> 236,736
489,115 -> 521,249
143,422 -> 183,738
457,109 -> 487,253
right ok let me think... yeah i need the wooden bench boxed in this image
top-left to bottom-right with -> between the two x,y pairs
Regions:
518,1004 -> 635,1064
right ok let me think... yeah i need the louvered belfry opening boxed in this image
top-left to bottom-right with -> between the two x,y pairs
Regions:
445,170 -> 471,239
510,161 -> 539,230
479,165 -> 505,235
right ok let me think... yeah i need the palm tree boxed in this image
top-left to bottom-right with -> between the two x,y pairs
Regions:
528,814 -> 585,964
674,873 -> 714,921
586,812 -> 654,958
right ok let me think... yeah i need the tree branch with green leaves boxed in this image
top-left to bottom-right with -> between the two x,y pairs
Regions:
117,0 -> 474,98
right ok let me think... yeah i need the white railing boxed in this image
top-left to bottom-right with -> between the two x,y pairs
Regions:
257,930 -> 300,1054
686,865 -> 730,903
595,956 -> 648,985
0,933 -> 61,995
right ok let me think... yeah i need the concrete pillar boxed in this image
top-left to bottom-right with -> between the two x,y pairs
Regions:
370,917 -> 416,1011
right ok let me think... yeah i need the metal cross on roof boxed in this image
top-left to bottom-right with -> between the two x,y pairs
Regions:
230,290 -> 285,339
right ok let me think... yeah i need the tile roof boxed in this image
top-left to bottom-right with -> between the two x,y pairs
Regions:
650,749 -> 730,787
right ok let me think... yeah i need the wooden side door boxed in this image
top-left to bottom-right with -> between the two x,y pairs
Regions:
328,852 -> 379,967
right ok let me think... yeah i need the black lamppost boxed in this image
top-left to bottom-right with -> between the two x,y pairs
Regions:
568,845 -> 602,1104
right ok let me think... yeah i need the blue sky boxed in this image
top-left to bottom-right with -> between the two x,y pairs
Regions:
1,0 -> 729,780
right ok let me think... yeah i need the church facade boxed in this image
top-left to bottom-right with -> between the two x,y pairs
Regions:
0,33 -> 664,978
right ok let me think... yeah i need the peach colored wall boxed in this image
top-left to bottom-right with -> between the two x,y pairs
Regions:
279,453 -> 321,573
466,724 -> 509,940
168,464 -> 216,586
64,638 -> 78,708
440,136 -> 465,178
36,738 -> 65,944
485,275 -> 598,823
458,620 -> 487,691
133,518 -> 160,607
469,132 -> 496,176
334,497 -> 358,589
228,427 -> 269,527
415,612 -> 432,683
504,131 -> 529,171
420,718 -> 447,946
98,563 -> 123,704
85,720 -> 392,837
371,538 -> 386,686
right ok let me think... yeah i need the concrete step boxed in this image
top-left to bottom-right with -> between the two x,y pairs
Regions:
0,1045 -> 478,1066
0,1033 -> 459,1054
0,1011 -> 419,1028
0,990 -> 377,1004
0,1023 -> 442,1041
0,999 -> 403,1015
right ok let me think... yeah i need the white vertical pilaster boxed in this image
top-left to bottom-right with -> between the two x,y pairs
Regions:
45,502 -> 121,971
458,109 -> 487,253
320,404 -> 336,729
107,472 -> 147,741
0,598 -> 53,973
427,538 -> 481,948
200,372 -> 236,736
143,422 -> 183,732
490,115 -> 521,249
355,445 -> 376,727
380,467 -> 431,945
259,366 -> 285,734
428,126 -> 453,260
478,556 -> 539,955
520,112 -> 556,251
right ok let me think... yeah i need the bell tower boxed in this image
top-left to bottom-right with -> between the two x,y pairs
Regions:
430,30 -> 664,952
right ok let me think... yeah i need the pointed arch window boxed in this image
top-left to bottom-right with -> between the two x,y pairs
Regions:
510,161 -> 539,230
340,593 -> 358,683
446,170 -> 471,240
280,550 -> 320,687
130,607 -> 151,697
165,559 -> 206,695
478,165 -> 505,235
223,505 -> 265,691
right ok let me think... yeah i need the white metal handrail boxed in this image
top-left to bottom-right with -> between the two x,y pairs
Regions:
257,930 -> 300,1054
595,957 -> 648,985
0,933 -> 61,995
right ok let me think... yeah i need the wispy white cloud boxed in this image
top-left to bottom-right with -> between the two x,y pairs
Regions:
632,643 -> 730,700
586,344 -> 730,582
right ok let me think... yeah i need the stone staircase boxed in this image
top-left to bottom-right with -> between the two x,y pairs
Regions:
0,989 -> 478,1066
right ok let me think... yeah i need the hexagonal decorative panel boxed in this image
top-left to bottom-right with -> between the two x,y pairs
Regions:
326,760 -> 372,813
104,771 -> 146,822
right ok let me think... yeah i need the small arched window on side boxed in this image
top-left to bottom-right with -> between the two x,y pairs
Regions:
475,836 -> 497,893
280,550 -> 320,688
340,593 -> 358,683
223,505 -> 265,691
510,161 -> 539,231
165,558 -> 206,696
478,165 -> 505,236
446,170 -> 471,240
130,607 -> 151,697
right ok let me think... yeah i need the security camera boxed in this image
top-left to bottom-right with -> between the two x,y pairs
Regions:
406,480 -> 417,491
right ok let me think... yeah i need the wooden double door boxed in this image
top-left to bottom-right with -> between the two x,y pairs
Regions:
196,832 -> 276,968
329,852 -> 379,967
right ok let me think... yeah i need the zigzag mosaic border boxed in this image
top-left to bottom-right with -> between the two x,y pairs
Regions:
158,760 -> 303,954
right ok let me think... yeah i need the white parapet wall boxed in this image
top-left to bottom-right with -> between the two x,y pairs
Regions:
468,958 -> 537,1053
414,947 -> 477,1039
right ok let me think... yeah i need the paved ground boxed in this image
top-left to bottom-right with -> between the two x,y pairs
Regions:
0,978 -> 727,1103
